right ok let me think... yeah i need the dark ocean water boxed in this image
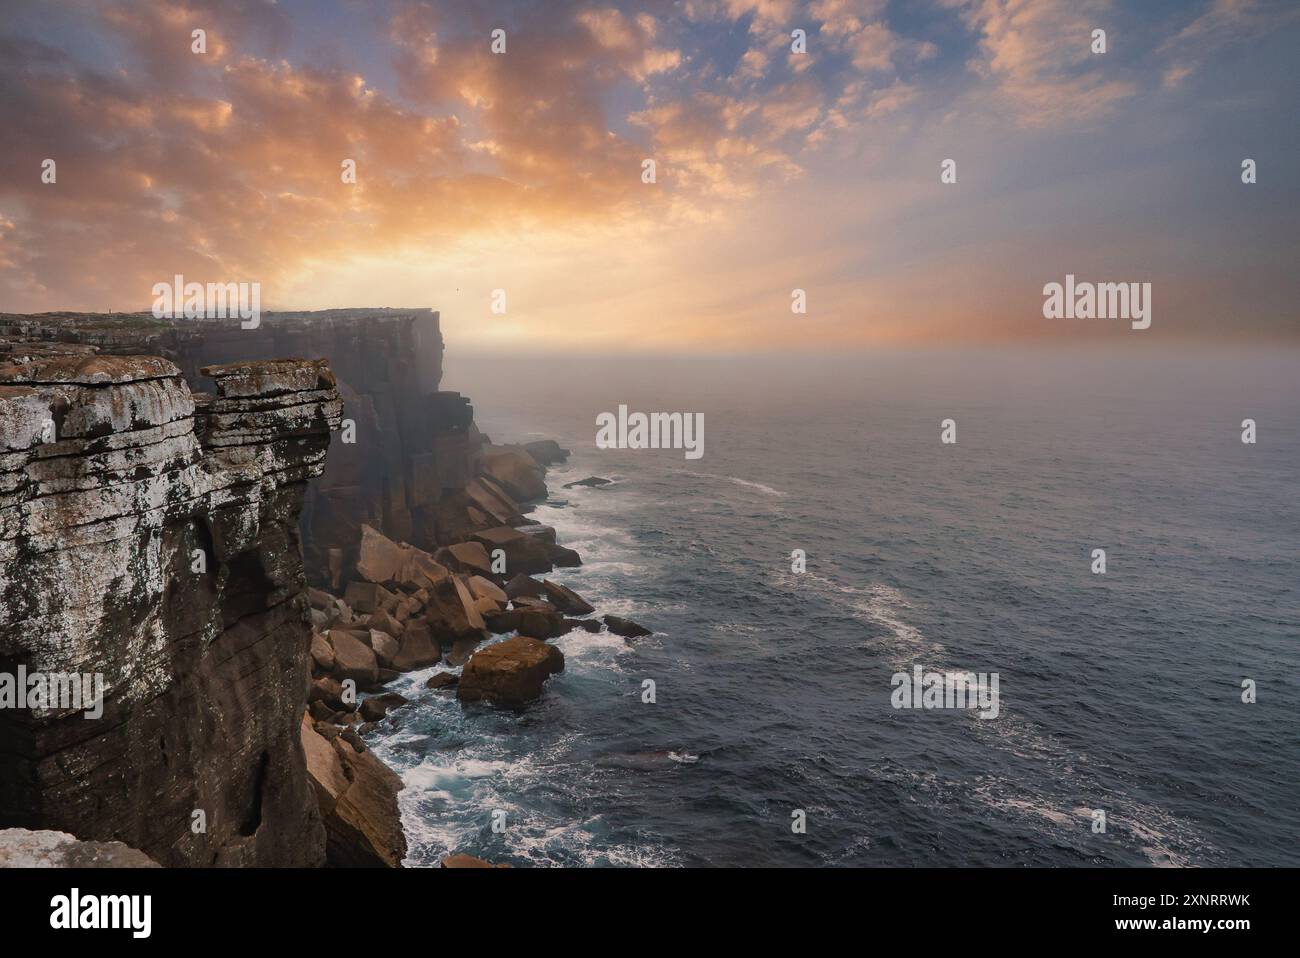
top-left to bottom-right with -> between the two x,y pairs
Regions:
369,348 -> 1299,867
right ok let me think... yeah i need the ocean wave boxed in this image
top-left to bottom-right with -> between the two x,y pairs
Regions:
691,471 -> 789,497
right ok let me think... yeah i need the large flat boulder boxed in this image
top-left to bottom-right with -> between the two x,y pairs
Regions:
436,541 -> 494,578
458,636 -> 565,707
471,526 -> 553,576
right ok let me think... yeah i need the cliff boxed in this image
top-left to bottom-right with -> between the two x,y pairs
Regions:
0,339 -> 341,866
0,310 -> 508,585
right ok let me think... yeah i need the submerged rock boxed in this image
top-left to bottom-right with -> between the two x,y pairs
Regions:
563,476 -> 612,489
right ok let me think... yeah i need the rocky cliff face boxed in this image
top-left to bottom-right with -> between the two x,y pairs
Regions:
0,339 -> 341,866
0,310 -> 499,586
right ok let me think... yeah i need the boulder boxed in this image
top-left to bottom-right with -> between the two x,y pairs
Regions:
367,607 -> 404,639
424,576 -> 488,643
396,550 -> 449,591
329,631 -> 380,686
302,714 -> 406,868
452,577 -> 487,630
365,629 -> 400,669
467,575 -> 508,606
482,446 -> 549,502
440,852 -> 509,868
359,693 -> 406,722
471,526 -> 553,575
516,608 -> 567,639
604,614 -> 652,638
310,632 -> 336,672
344,581 -> 395,615
436,541 -> 494,578
473,596 -> 501,619
504,573 -> 545,600
390,621 -> 442,671
565,618 -> 603,634
522,439 -> 569,466
482,608 -> 523,635
457,636 -> 565,707
542,580 -> 596,615
309,676 -> 348,711
355,523 -> 410,584
426,672 -> 459,690
446,637 -> 482,667
548,544 -> 583,568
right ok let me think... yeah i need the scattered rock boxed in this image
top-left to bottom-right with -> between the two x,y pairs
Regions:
440,852 -> 509,868
563,476 -> 612,489
302,714 -> 406,868
424,575 -> 488,643
603,614 -> 652,638
505,573 -> 545,600
344,581 -> 395,615
446,637 -> 482,667
457,635 -> 565,707
310,632 -> 336,672
548,544 -> 583,568
482,446 -> 549,502
482,608 -> 522,634
367,607 -> 404,639
358,692 -> 408,722
436,540 -> 494,578
329,630 -> 381,686
309,676 -> 348,711
542,579 -> 596,615
471,526 -> 553,575
390,621 -> 441,671
365,629 -> 401,669
355,523 -> 411,584
522,439 -> 569,466
467,575 -> 508,606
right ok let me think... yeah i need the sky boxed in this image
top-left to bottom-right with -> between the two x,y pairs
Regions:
0,0 -> 1297,352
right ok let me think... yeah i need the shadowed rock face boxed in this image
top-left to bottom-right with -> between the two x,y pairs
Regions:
0,341 -> 341,866
0,310 -> 494,584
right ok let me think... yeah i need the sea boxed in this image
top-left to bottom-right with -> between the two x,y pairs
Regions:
368,347 -> 1299,867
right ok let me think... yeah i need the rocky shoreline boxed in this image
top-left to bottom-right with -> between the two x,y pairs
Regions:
0,310 -> 650,869
300,442 -> 650,868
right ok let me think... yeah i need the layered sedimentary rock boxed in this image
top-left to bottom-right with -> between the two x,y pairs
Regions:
0,310 -> 526,583
0,340 -> 341,866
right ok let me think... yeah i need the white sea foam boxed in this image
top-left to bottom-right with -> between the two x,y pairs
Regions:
692,471 -> 788,497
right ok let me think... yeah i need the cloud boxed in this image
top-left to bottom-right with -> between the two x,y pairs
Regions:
1158,0 -> 1298,89
951,0 -> 1136,127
